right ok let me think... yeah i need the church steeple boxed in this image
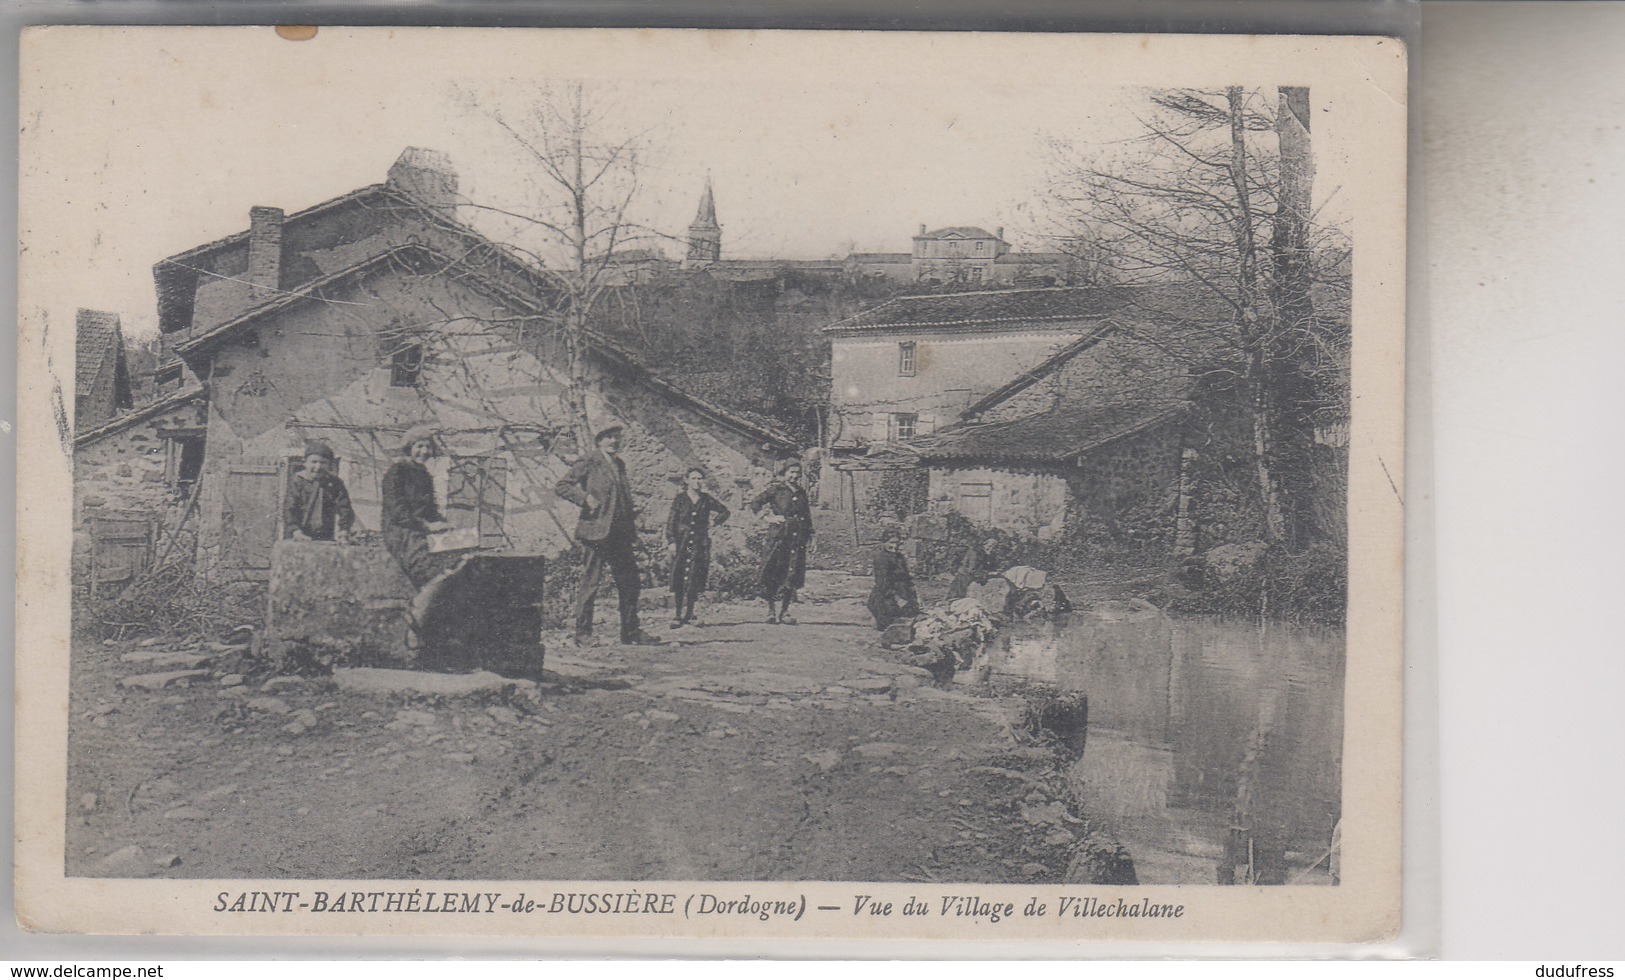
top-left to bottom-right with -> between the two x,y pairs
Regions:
686,179 -> 721,266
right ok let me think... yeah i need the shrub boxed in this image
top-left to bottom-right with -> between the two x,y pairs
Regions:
1156,544 -> 1347,627
75,560 -> 265,643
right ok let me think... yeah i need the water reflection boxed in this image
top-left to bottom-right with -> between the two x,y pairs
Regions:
990,605 -> 1345,885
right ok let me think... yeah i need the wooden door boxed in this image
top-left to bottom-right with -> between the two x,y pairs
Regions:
220,461 -> 283,576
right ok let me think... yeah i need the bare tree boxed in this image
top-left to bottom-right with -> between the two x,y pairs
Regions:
463,82 -> 669,449
1044,86 -> 1350,550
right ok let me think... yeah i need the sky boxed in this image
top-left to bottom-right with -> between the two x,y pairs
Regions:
19,28 -> 1384,340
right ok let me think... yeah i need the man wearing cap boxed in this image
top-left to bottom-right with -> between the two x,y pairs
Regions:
555,423 -> 661,646
283,440 -> 355,543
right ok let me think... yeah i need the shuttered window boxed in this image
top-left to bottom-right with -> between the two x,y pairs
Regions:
958,482 -> 994,525
445,455 -> 510,548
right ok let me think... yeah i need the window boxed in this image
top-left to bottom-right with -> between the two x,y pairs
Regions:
154,362 -> 184,391
892,413 -> 917,441
975,241 -> 986,255
161,429 -> 206,491
898,341 -> 917,377
390,343 -> 424,387
969,266 -> 984,283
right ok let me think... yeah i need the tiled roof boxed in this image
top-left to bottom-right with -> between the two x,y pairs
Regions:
75,309 -> 134,431
911,396 -> 1191,465
75,309 -> 122,396
172,243 -> 797,453
75,385 -> 206,447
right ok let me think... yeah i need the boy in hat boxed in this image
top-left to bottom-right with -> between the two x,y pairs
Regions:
555,422 -> 662,646
284,440 -> 356,543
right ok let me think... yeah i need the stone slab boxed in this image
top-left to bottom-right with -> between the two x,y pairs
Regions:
332,667 -> 537,697
119,650 -> 212,669
120,670 -> 210,691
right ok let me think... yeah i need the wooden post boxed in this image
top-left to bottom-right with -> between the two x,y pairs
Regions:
1174,445 -> 1199,558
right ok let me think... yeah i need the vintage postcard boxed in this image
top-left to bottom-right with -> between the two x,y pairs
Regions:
14,27 -> 1406,945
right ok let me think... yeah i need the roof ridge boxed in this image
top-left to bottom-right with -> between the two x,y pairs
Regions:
170,241 -> 795,452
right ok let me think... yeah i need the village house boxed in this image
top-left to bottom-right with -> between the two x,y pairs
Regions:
818,283 -> 1241,557
148,147 -> 795,583
823,288 -> 1150,453
72,310 -> 209,596
906,315 -> 1211,542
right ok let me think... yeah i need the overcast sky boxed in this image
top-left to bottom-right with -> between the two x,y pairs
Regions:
20,28 -> 1381,340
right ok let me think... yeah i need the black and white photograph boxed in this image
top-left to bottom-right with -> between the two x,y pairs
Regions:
15,27 -> 1406,943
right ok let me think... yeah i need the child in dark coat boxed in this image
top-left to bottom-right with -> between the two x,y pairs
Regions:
284,440 -> 355,543
867,530 -> 921,631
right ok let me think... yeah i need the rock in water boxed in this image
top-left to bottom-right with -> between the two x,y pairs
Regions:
879,622 -> 914,648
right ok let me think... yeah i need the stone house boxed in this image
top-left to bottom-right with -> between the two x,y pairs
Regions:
907,308 -> 1220,544
154,148 -> 795,582
824,288 -> 1133,453
820,286 -> 1191,513
72,309 -> 209,596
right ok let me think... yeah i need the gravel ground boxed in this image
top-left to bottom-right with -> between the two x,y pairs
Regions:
66,570 -> 1108,884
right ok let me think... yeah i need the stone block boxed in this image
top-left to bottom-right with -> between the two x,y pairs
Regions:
119,651 -> 212,670
264,540 -> 415,668
332,668 -> 537,698
121,670 -> 210,690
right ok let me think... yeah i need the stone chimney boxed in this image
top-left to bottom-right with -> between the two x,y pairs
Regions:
995,226 -> 1004,241
918,223 -> 927,236
387,147 -> 459,212
247,207 -> 284,290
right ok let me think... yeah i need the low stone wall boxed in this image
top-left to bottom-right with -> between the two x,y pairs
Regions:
263,540 -> 415,670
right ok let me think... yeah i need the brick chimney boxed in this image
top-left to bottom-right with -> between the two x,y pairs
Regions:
387,147 -> 459,212
247,206 -> 284,290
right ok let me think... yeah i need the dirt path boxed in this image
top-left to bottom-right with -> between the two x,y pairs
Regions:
67,570 -> 1090,884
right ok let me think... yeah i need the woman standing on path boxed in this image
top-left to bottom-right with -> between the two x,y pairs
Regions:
666,466 -> 730,628
751,459 -> 813,625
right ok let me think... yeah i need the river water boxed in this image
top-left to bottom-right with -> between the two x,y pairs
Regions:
989,605 -> 1345,885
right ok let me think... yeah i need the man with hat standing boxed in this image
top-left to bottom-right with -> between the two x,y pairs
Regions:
555,422 -> 661,647
283,440 -> 355,543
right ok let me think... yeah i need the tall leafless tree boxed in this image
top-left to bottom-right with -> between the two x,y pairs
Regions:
465,82 -> 668,449
1045,86 -> 1350,550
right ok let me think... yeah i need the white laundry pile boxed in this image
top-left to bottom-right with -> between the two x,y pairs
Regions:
910,597 -> 999,669
1001,565 -> 1048,591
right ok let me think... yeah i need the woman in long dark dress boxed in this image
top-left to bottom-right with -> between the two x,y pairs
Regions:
665,466 -> 730,628
751,459 -> 813,625
380,425 -> 456,589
